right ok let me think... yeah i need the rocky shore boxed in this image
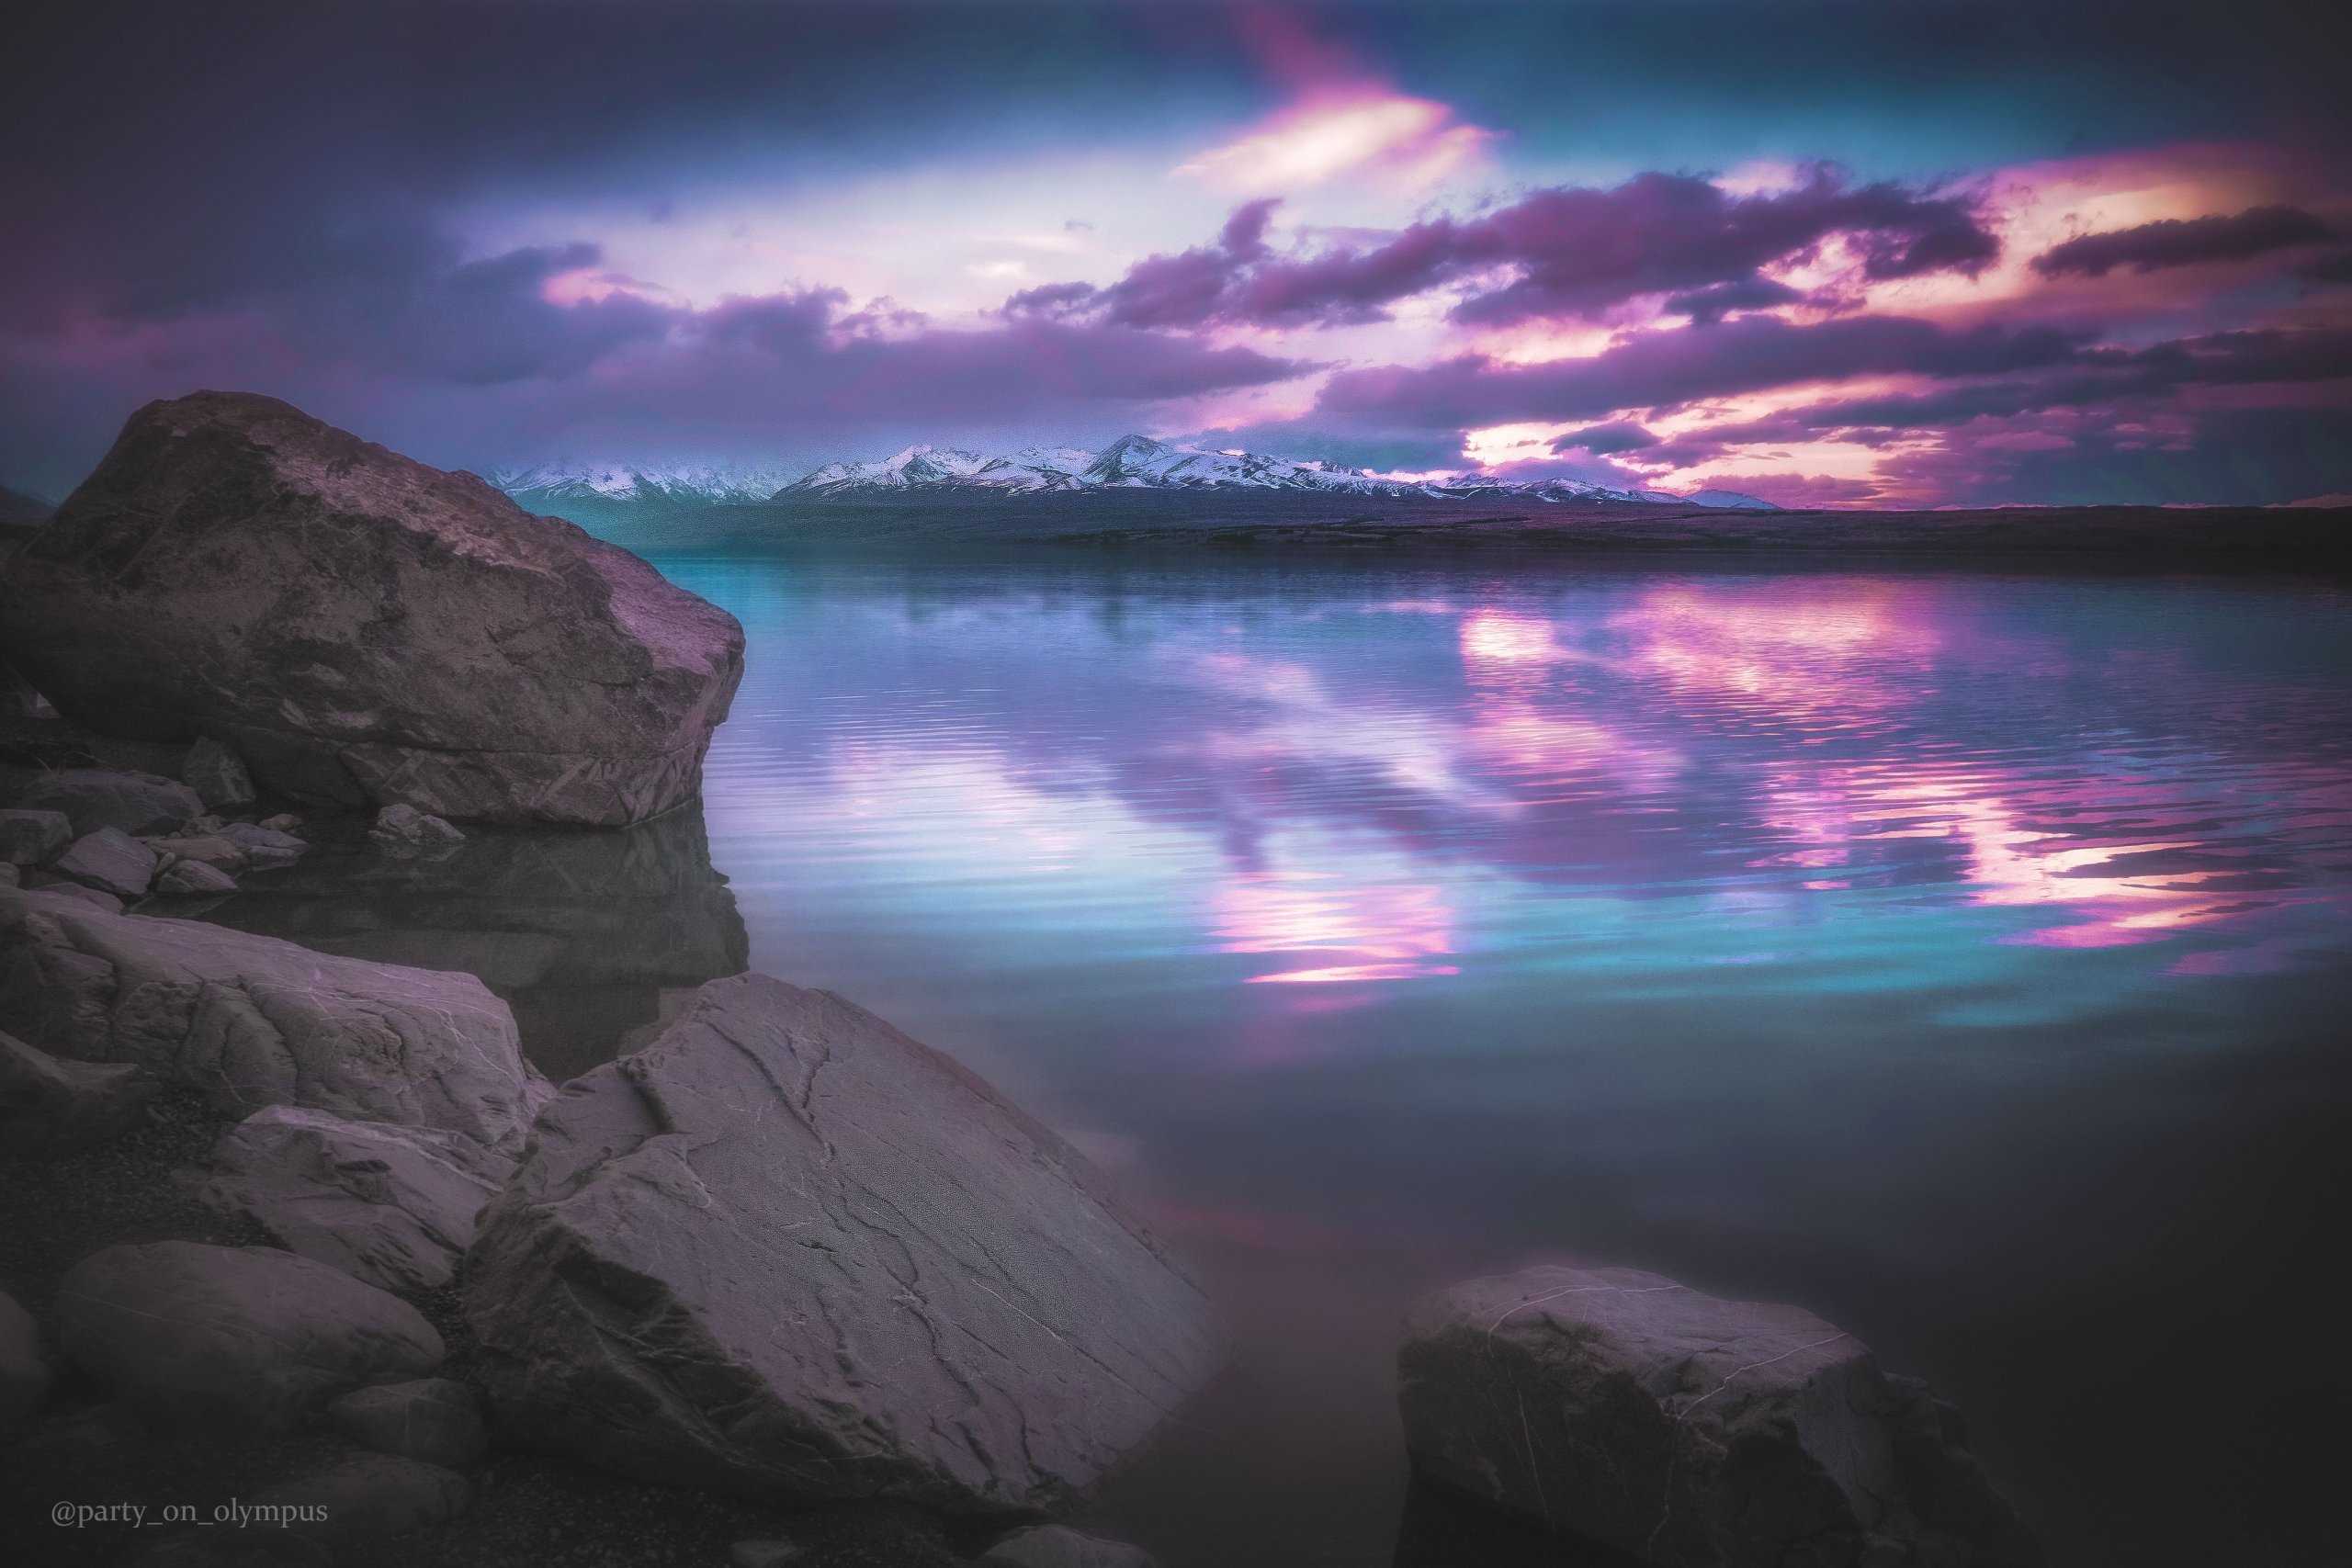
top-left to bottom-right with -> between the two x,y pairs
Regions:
3,392 -> 2038,1568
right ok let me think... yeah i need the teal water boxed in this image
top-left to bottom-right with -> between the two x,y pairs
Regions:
653,553 -> 2352,1567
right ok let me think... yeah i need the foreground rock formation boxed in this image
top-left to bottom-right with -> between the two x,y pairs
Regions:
1398,1265 -> 2039,1567
0,886 -> 547,1153
465,972 -> 1222,1515
0,390 -> 745,827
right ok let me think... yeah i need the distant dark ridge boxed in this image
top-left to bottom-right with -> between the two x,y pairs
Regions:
554,488 -> 2352,570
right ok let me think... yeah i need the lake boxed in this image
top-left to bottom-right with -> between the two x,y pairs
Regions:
295,551 -> 2352,1566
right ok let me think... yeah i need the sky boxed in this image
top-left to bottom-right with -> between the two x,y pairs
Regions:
5,0 -> 2350,508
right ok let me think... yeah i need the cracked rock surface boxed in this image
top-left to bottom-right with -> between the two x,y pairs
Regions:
0,886 -> 548,1154
0,390 -> 745,827
464,971 -> 1222,1515
53,1240 -> 445,1435
1398,1266 -> 2041,1568
203,1106 -> 513,1291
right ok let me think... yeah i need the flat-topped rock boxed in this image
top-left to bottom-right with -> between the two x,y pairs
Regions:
465,972 -> 1222,1514
1398,1265 -> 2039,1567
0,391 -> 745,826
0,886 -> 547,1153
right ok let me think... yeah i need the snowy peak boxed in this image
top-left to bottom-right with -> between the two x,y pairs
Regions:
486,460 -> 800,508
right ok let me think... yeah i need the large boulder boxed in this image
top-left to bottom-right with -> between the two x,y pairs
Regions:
52,1241 -> 444,1434
0,391 -> 746,827
464,973 -> 1222,1515
1397,1266 -> 2039,1568
0,886 -> 547,1154
203,1105 -> 512,1292
0,808 -> 73,865
49,827 -> 158,897
8,769 -> 204,836
1,1027 -> 158,1156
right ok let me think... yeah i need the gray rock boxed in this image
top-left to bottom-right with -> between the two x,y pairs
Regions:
1,1027 -> 158,1156
983,1525 -> 1159,1568
22,877 -> 122,912
50,827 -> 158,897
370,803 -> 466,857
52,1241 -> 444,1434
248,1453 -> 470,1541
1,1288 -> 51,1432
0,807 -> 73,864
0,391 -> 745,827
141,834 -> 249,872
219,821 -> 307,869
12,769 -> 204,836
155,858 -> 240,896
0,886 -> 548,1154
182,737 -> 257,812
1396,1265 -> 2040,1568
203,1106 -> 511,1292
257,812 -> 303,833
465,973 -> 1221,1515
323,1378 -> 488,1467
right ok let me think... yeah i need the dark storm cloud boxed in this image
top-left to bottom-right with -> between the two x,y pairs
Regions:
1025,169 -> 1997,330
2031,205 -> 2341,278
1315,314 -> 2086,428
1552,423 -> 1662,456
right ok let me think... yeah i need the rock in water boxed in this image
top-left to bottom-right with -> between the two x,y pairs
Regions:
0,886 -> 547,1154
370,803 -> 467,857
203,1105 -> 511,1291
0,391 -> 745,827
1396,1266 -> 2040,1568
52,1241 -> 444,1434
464,972 -> 1222,1514
153,858 -> 238,896
48,827 -> 158,897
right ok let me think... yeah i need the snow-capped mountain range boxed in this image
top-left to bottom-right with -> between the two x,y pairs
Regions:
487,435 -> 1777,511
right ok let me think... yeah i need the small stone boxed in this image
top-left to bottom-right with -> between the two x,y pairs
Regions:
218,820 -> 307,869
0,807 -> 73,864
50,827 -> 158,897
156,859 -> 239,895
182,737 -> 258,812
12,769 -> 205,836
370,803 -> 467,857
324,1378 -> 488,1467
257,813 -> 303,834
1,1028 -> 159,1156
983,1525 -> 1158,1568
730,1541 -> 804,1568
1,1288 -> 51,1432
51,1241 -> 445,1435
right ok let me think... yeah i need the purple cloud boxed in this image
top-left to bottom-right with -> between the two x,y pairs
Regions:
2031,205 -> 2339,278
1023,167 -> 1996,332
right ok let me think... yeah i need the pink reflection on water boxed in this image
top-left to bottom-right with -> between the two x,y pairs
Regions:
1212,874 -> 1459,984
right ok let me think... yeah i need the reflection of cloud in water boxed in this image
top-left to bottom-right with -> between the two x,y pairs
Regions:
1213,872 -> 1460,985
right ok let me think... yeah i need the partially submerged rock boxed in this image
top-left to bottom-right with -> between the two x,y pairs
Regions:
1,1027 -> 158,1156
49,827 -> 158,897
370,803 -> 466,857
218,820 -> 306,869
0,390 -> 745,826
10,769 -> 204,837
52,1241 -> 444,1434
154,858 -> 239,896
203,1105 -> 511,1292
0,886 -> 547,1153
324,1378 -> 489,1467
465,972 -> 1221,1514
1397,1265 -> 2039,1568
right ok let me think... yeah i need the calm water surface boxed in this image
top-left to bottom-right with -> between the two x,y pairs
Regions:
650,554 -> 2352,1568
